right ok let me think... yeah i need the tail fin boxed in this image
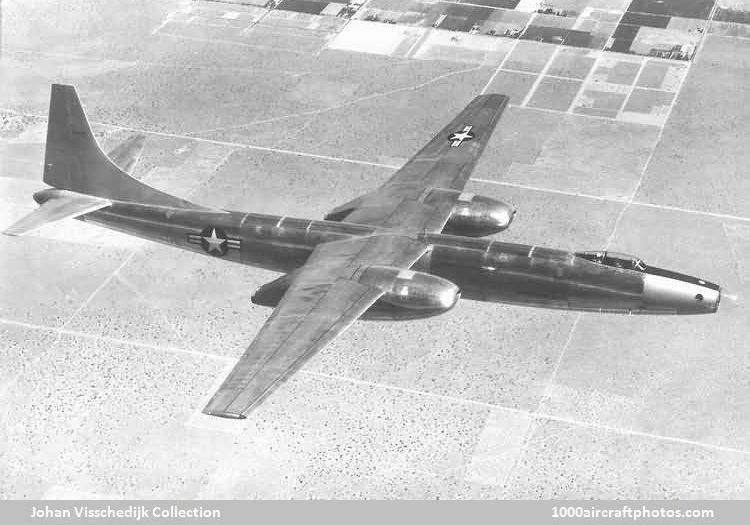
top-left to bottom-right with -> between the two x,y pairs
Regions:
43,84 -> 198,209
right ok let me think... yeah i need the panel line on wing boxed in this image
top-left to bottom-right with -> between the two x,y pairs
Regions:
249,284 -> 379,409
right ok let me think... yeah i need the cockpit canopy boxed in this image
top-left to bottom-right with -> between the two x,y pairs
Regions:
576,251 -> 647,271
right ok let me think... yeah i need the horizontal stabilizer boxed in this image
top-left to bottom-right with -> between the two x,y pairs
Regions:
107,134 -> 146,175
3,189 -> 110,236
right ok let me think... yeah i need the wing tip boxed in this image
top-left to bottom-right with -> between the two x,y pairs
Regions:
3,215 -> 43,237
202,408 -> 247,420
480,92 -> 511,105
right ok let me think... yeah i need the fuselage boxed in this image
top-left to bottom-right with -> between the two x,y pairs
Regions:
73,196 -> 720,315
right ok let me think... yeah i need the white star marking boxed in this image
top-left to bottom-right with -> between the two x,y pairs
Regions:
448,125 -> 474,147
202,228 -> 227,254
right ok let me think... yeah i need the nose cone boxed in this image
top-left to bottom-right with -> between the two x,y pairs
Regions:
695,286 -> 721,313
642,273 -> 721,314
490,204 -> 516,231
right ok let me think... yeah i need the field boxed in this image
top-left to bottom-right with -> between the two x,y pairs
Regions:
1,0 -> 750,499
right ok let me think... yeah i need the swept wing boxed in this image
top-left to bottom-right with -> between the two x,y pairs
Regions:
326,94 -> 509,233
203,234 -> 429,418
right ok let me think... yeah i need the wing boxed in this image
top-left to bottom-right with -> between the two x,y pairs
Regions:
325,93 -> 509,233
202,234 -> 429,419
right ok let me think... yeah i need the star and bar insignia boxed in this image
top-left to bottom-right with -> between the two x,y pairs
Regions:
187,226 -> 241,256
448,125 -> 475,147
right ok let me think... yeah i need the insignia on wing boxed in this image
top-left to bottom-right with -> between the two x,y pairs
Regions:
448,125 -> 475,147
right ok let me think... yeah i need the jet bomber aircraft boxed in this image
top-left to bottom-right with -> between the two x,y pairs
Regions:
5,85 -> 721,419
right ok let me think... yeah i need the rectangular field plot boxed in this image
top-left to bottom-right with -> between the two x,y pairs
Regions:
276,0 -> 330,15
171,3 -> 268,27
474,7 -> 532,37
484,70 -> 537,104
666,15 -> 710,33
635,60 -> 688,91
620,11 -> 670,28
435,4 -> 495,32
605,22 -> 639,53
714,0 -> 750,24
521,13 -> 576,44
572,83 -> 629,117
629,27 -> 701,60
619,88 -> 675,125
521,10 -> 619,48
580,6 -> 624,23
327,19 -> 428,57
567,12 -> 618,49
526,77 -> 583,111
709,20 -> 750,37
412,30 -> 516,66
607,25 -> 701,60
503,40 -> 557,72
546,47 -> 597,78
533,0 -> 596,17
626,0 -> 716,20
262,8 -> 350,31
354,0 -> 445,27
590,54 -> 644,84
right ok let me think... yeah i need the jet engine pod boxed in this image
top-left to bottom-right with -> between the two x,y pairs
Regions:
252,266 -> 461,321
444,193 -> 515,237
358,265 -> 461,319
251,272 -> 295,308
425,188 -> 515,237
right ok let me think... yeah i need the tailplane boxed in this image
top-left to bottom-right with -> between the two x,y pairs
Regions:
4,189 -> 110,236
43,84 -> 198,208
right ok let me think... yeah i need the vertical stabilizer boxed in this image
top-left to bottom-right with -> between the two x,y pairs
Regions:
43,84 -> 199,208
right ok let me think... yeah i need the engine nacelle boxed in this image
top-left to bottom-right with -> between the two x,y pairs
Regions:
426,188 -> 515,237
358,265 -> 460,315
252,266 -> 460,321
